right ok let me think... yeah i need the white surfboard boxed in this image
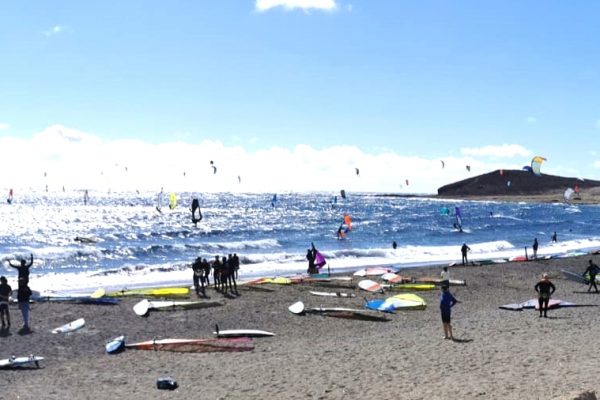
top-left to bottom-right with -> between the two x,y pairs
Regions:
288,301 -> 305,314
52,318 -> 85,334
0,355 -> 44,368
213,329 -> 275,338
309,291 -> 356,298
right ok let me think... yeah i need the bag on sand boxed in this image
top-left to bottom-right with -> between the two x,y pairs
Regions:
157,377 -> 178,390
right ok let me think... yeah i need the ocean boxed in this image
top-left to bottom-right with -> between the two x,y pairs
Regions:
1,190 -> 600,293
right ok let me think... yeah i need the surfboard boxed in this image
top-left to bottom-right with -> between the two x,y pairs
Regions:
134,299 -> 224,316
288,301 -> 305,314
52,318 -> 85,334
105,335 -> 126,354
213,329 -> 275,338
306,307 -> 390,322
499,303 -> 524,311
358,279 -> 383,293
107,286 -> 190,298
309,291 -> 355,298
125,337 -> 253,353
386,283 -> 436,291
0,355 -> 44,368
381,273 -> 404,283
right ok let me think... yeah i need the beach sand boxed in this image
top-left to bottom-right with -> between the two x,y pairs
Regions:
1,256 -> 599,400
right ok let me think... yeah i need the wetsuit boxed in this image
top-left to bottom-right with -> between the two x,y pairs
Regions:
192,257 -> 203,296
9,254 -> 33,285
583,262 -> 599,293
440,290 -> 457,323
534,280 -> 556,317
461,244 -> 470,266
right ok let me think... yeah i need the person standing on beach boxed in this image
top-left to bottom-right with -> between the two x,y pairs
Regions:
440,266 -> 450,287
17,280 -> 32,332
232,253 -> 240,280
192,257 -> 203,296
532,238 -> 539,260
461,243 -> 471,266
202,258 -> 211,288
8,253 -> 33,285
306,248 -> 316,274
440,285 -> 457,340
534,273 -> 555,318
0,276 -> 12,330
583,260 -> 599,293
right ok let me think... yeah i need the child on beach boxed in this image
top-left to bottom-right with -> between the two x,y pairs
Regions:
534,273 -> 555,318
440,285 -> 457,340
0,276 -> 12,329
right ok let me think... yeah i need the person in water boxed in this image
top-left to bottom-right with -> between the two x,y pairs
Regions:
8,253 -> 33,285
0,276 -> 12,330
534,273 -> 556,318
532,238 -> 539,260
392,241 -> 397,249
583,259 -> 599,293
336,224 -> 344,240
461,243 -> 471,266
440,285 -> 457,340
551,232 -> 557,243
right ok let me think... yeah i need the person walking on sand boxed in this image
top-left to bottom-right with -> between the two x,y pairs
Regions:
8,253 -> 33,285
534,273 -> 555,318
440,266 -> 450,287
461,243 -> 471,266
532,238 -> 539,260
0,276 -> 12,330
440,285 -> 457,340
17,280 -> 32,332
583,259 -> 599,293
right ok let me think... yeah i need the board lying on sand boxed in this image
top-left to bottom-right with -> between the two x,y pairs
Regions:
52,318 -> 85,334
358,279 -> 383,293
105,335 -> 126,354
133,299 -> 223,316
309,291 -> 355,298
385,283 -> 436,291
125,337 -> 254,353
213,329 -> 275,338
354,267 -> 395,277
501,298 -> 579,311
0,356 -> 44,368
107,286 -> 190,298
306,306 -> 390,322
32,295 -> 119,305
414,277 -> 467,286
381,273 -> 404,283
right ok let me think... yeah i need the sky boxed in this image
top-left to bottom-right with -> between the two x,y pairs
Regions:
1,0 -> 599,194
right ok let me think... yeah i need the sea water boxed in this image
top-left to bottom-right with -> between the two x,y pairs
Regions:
1,190 -> 599,293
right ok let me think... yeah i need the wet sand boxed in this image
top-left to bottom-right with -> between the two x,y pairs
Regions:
1,255 -> 599,400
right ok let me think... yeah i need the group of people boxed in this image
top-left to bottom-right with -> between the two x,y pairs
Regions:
191,253 -> 240,297
0,254 -> 34,333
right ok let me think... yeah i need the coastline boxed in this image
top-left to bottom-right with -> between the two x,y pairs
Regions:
2,255 -> 599,399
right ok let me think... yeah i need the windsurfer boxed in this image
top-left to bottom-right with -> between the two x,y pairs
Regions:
551,232 -> 557,243
583,260 -> 599,293
534,273 -> 556,318
392,241 -> 397,249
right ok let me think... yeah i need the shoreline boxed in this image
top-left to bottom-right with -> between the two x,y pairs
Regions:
2,254 -> 599,399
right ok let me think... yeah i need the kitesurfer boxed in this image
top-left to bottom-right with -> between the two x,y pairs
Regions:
583,260 -> 599,293
460,244 -> 470,266
191,198 -> 202,227
0,276 -> 12,330
8,254 -> 33,285
532,238 -> 539,260
440,285 -> 457,340
534,273 -> 555,318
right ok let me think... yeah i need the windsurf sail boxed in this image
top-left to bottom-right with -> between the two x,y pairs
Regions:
340,189 -> 346,199
156,189 -> 165,213
271,194 -> 277,207
454,207 -> 463,231
531,156 -> 546,176
169,193 -> 177,210
191,198 -> 202,225
563,188 -> 575,204
314,251 -> 326,269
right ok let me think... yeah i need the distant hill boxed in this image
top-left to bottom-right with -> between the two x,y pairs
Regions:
437,170 -> 600,197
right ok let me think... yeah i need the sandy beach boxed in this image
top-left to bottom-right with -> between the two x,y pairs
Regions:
1,256 -> 599,400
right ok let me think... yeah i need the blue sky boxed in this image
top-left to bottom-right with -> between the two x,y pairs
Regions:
1,1 -> 599,193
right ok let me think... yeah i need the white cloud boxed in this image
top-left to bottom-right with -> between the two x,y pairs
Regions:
255,0 -> 337,12
0,126 -> 546,194
43,25 -> 65,37
460,144 -> 532,158
0,123 -> 9,130
527,117 -> 537,123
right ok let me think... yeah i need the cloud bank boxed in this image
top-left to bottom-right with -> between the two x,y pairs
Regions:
460,144 -> 531,158
255,0 -> 337,12
0,125 -> 539,195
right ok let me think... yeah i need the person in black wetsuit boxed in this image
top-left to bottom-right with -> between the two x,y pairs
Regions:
8,254 -> 33,285
461,243 -> 470,266
306,248 -> 316,274
534,273 -> 556,318
532,238 -> 539,260
191,257 -> 204,296
583,259 -> 599,293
